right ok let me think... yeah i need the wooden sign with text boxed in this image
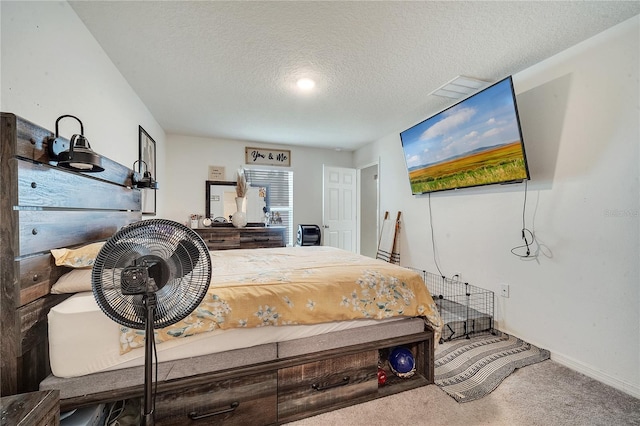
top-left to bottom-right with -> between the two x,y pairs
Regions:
245,147 -> 291,167
208,165 -> 225,180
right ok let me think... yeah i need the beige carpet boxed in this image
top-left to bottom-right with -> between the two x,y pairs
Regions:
285,359 -> 640,425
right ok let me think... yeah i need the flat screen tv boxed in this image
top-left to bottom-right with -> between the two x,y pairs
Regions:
400,76 -> 529,195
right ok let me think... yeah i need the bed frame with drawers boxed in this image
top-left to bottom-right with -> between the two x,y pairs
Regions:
0,112 -> 434,425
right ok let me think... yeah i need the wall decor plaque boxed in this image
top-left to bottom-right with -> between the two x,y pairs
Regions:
245,147 -> 291,167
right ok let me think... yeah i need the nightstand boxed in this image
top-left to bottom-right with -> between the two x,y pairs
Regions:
1,390 -> 60,425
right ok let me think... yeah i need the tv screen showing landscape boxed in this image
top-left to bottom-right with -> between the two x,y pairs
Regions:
400,76 -> 529,195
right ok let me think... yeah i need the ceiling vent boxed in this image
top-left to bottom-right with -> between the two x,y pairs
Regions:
430,76 -> 490,100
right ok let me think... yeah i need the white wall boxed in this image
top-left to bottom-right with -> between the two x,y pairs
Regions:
163,134 -> 353,236
359,164 -> 379,258
0,1 -> 165,215
355,16 -> 640,397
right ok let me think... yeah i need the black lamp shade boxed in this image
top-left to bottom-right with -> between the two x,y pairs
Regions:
56,135 -> 104,172
48,115 -> 104,172
136,171 -> 159,189
133,160 -> 158,189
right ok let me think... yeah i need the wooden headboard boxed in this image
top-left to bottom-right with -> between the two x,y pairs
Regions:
0,112 -> 142,396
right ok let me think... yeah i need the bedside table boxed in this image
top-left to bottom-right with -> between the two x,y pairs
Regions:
1,390 -> 60,426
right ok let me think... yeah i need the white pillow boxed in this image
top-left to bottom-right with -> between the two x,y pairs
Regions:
51,268 -> 92,294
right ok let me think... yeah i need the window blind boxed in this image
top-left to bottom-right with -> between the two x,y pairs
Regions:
245,168 -> 293,245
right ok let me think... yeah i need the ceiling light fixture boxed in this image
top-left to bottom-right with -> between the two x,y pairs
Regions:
430,76 -> 490,100
296,78 -> 316,91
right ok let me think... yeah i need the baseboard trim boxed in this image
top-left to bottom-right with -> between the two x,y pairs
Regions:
551,352 -> 640,399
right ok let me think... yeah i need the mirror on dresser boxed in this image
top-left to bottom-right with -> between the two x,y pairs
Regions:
205,180 -> 268,224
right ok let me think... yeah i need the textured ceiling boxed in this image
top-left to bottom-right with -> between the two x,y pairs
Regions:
69,1 -> 640,151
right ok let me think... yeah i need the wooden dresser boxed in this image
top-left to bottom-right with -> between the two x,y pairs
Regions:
194,226 -> 286,250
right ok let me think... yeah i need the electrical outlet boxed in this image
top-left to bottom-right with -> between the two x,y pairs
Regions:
500,284 -> 510,298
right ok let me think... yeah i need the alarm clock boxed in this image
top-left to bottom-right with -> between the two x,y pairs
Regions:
202,218 -> 212,227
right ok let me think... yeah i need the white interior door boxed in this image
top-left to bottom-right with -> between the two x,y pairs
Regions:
323,165 -> 357,252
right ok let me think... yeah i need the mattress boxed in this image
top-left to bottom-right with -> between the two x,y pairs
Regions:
48,291 -> 409,378
118,246 -> 441,353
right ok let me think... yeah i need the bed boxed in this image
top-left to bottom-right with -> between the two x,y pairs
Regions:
1,113 -> 442,425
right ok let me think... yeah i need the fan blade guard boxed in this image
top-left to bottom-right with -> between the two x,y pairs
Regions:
92,219 -> 212,330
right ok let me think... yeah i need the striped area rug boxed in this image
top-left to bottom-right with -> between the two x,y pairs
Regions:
434,331 -> 550,402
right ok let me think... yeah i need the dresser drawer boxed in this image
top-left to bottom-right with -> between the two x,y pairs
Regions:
239,229 -> 284,249
195,227 -> 285,250
154,372 -> 277,425
195,229 -> 241,250
277,351 -> 378,422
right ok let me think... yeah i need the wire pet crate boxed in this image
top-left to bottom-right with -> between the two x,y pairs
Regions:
413,269 -> 495,343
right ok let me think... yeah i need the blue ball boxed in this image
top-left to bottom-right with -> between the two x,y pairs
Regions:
388,347 -> 416,378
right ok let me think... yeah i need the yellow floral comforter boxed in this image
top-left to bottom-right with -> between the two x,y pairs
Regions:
120,246 -> 442,354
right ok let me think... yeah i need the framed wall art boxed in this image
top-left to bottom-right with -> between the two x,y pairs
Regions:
139,126 -> 156,215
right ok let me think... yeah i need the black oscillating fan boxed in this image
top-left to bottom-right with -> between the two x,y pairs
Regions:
92,219 -> 212,426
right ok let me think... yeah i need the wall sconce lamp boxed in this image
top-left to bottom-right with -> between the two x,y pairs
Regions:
132,160 -> 158,189
47,115 -> 104,172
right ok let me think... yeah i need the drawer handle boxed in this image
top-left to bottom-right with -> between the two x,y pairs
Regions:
311,376 -> 350,391
188,401 -> 239,421
208,239 -> 226,243
252,237 -> 269,242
